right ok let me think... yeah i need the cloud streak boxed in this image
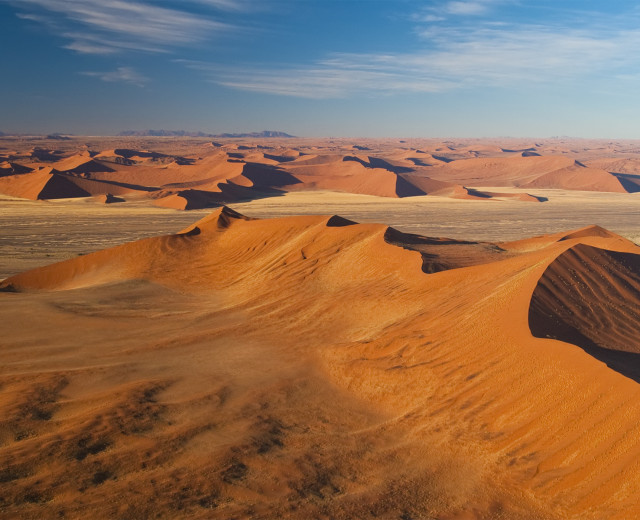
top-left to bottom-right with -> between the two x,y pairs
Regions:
7,0 -> 234,54
81,66 -> 149,87
413,0 -> 510,21
195,22 -> 640,99
445,1 -> 493,15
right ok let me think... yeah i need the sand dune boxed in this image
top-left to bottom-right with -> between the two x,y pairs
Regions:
151,189 -> 223,210
0,169 -> 91,200
1,207 -> 640,518
423,155 -> 630,192
53,153 -> 115,175
0,161 -> 32,176
584,157 -> 640,175
0,167 -> 154,200
521,163 -> 626,192
27,148 -> 66,162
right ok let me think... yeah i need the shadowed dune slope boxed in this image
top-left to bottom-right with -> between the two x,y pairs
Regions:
53,153 -> 115,174
0,170 -> 91,200
529,243 -> 640,355
95,193 -> 125,204
0,162 -> 33,176
3,209 -> 640,519
151,189 -> 223,210
0,168 -> 153,200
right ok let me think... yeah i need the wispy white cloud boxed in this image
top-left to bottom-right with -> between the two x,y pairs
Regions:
15,12 -> 50,23
62,31 -> 170,55
414,14 -> 446,23
186,0 -> 253,10
192,23 -> 640,99
81,66 -> 149,86
64,41 -> 118,55
414,0 -> 509,21
7,0 -> 234,54
444,1 -> 493,16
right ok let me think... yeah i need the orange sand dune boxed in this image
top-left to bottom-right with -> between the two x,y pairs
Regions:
53,153 -> 115,175
56,174 -> 152,197
425,155 -> 629,192
499,224 -> 633,252
2,208 -> 640,519
280,155 -> 526,200
92,149 -> 135,165
0,169 -> 91,200
584,157 -> 640,175
521,163 -> 626,192
286,164 -> 400,197
151,189 -> 222,210
0,161 -> 33,176
89,151 -> 245,189
0,167 -> 153,200
106,148 -> 190,165
27,148 -> 66,162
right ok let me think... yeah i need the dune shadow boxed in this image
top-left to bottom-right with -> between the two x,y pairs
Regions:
612,173 -> 640,193
529,317 -> 640,383
529,245 -> 640,383
66,175 -> 158,193
113,149 -> 194,165
263,153 -> 296,163
326,215 -> 357,227
241,162 -> 301,188
466,188 -> 493,199
343,156 -> 415,174
430,154 -> 455,163
383,227 -> 507,273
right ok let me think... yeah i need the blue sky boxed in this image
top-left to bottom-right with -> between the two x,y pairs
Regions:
2,0 -> 640,137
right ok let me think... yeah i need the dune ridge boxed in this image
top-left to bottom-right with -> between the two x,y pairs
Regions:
1,207 -> 640,518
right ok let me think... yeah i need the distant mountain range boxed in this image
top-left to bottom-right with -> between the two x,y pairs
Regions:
117,130 -> 295,138
0,131 -> 73,139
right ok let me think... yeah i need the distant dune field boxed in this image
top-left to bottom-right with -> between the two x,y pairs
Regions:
1,136 -> 639,211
